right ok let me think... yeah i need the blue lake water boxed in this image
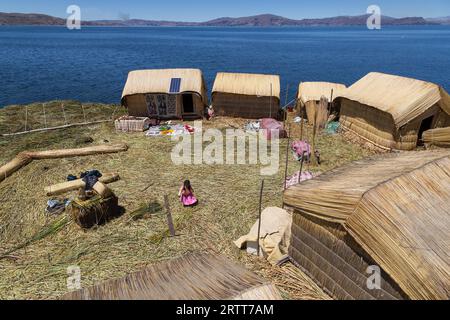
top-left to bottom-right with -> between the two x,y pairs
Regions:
0,25 -> 449,108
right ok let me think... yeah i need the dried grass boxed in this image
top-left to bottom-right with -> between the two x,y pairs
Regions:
0,102 -> 370,299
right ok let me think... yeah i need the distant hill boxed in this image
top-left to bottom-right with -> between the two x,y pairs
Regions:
0,12 -> 440,27
426,16 -> 450,25
0,12 -> 65,25
200,14 -> 432,26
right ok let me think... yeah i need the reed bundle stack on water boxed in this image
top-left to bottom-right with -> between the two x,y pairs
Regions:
284,150 -> 450,300
62,252 -> 281,300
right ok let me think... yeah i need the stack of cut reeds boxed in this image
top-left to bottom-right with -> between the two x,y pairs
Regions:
423,126 -> 450,147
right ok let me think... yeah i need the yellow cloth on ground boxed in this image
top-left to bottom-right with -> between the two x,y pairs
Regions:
234,207 -> 292,264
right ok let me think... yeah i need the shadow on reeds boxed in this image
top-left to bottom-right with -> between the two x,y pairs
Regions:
129,201 -> 163,221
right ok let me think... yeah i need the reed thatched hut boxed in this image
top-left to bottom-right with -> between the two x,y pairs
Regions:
284,150 -> 450,300
121,69 -> 208,119
338,72 -> 450,150
62,253 -> 281,300
297,82 -> 347,125
212,72 -> 280,119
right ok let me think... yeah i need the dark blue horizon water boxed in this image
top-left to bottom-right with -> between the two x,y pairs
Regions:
0,25 -> 449,108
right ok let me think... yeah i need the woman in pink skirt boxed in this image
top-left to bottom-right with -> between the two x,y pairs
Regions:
178,180 -> 198,207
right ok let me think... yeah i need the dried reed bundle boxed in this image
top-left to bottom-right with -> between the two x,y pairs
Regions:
423,126 -> 450,146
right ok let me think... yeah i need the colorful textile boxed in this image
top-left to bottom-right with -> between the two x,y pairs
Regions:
291,140 -> 311,161
260,118 -> 287,140
285,171 -> 314,188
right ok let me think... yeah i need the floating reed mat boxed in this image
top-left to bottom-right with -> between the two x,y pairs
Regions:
61,252 -> 282,300
0,143 -> 128,183
0,215 -> 70,260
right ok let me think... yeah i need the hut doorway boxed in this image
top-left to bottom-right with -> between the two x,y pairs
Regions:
182,94 -> 194,114
418,116 -> 434,146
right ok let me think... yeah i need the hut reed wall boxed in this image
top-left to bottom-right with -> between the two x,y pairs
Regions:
289,212 -> 405,300
213,92 -> 280,119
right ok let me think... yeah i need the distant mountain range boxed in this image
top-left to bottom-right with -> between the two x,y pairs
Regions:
0,12 -> 448,27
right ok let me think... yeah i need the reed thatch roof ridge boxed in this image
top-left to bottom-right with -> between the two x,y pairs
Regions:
346,156 -> 450,300
61,252 -> 281,300
338,72 -> 450,128
297,81 -> 347,104
212,72 -> 281,100
283,150 -> 450,223
121,68 -> 208,104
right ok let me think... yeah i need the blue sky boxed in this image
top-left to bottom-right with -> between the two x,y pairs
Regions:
1,0 -> 449,21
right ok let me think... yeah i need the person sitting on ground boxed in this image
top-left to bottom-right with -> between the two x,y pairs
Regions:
178,180 -> 198,207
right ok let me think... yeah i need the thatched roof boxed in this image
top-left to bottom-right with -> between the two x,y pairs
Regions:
61,252 -> 281,300
284,150 -> 450,300
284,150 -> 450,223
121,68 -> 208,104
212,72 -> 280,100
298,82 -> 347,105
338,72 -> 450,128
423,126 -> 450,147
346,156 -> 450,300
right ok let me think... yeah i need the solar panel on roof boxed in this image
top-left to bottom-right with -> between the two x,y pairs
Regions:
169,78 -> 181,93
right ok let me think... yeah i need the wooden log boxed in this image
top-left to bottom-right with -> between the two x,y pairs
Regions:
92,181 -> 114,198
0,144 -> 128,184
45,174 -> 120,196
256,179 -> 265,257
28,143 -> 128,159
0,153 -> 33,183
164,195 -> 176,237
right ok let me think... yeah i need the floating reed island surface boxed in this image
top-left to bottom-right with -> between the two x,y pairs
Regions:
0,101 -> 373,300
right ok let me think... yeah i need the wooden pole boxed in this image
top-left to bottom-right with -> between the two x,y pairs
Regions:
300,103 -> 304,141
269,83 -> 273,118
42,103 -> 47,128
164,195 -> 176,237
61,103 -> 68,125
327,89 -> 334,124
2,119 -> 112,137
312,121 -> 317,166
298,151 -> 306,184
24,105 -> 28,132
284,84 -> 289,108
81,104 -> 87,123
256,179 -> 265,257
283,123 -> 291,191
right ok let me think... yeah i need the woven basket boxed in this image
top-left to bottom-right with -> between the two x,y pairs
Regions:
114,116 -> 154,132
